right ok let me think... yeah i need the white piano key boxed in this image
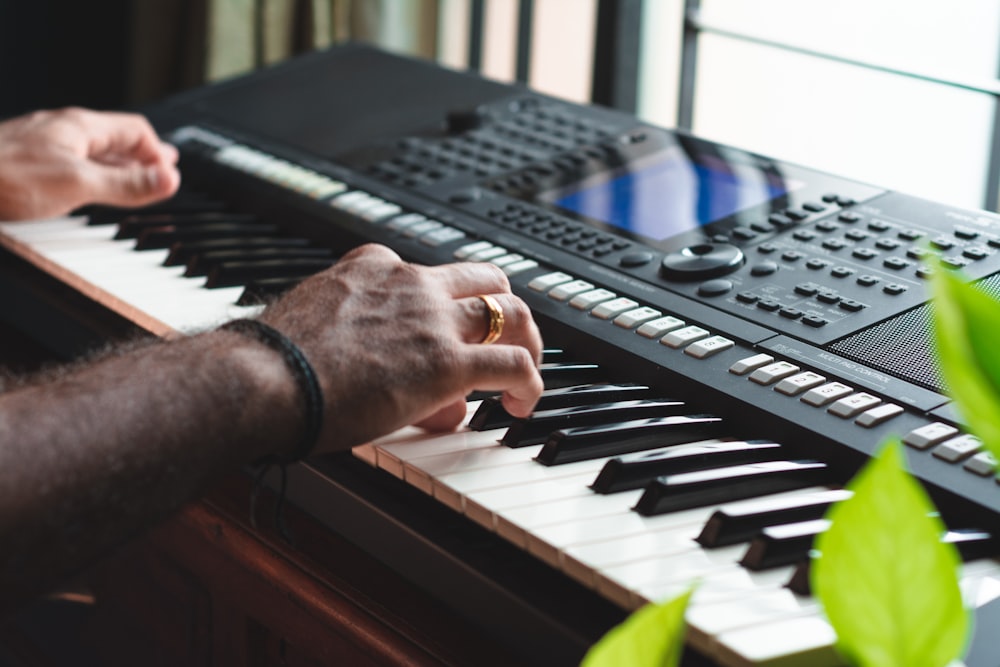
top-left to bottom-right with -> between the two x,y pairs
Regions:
562,520 -> 705,579
639,567 -> 793,609
686,588 -> 818,650
408,444 -> 539,498
713,615 -> 840,667
596,545 -> 751,604
437,457 -> 606,495
495,491 -> 643,548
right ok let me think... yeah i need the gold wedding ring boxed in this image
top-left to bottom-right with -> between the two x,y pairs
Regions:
477,294 -> 505,345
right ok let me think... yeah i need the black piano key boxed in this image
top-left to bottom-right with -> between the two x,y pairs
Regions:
237,277 -> 305,306
134,223 -> 280,250
539,362 -> 606,390
501,399 -> 688,448
84,191 -> 226,224
114,212 -> 258,239
468,382 -> 656,431
697,488 -> 851,547
740,518 -> 830,571
185,247 -> 334,277
164,236 -> 314,266
633,459 -> 829,516
784,527 -> 995,596
204,258 -> 335,288
535,414 -> 725,466
592,440 -> 786,495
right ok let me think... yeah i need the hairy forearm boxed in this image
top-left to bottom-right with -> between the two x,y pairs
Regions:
0,330 -> 300,613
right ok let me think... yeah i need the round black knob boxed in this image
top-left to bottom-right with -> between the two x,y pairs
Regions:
659,243 -> 745,282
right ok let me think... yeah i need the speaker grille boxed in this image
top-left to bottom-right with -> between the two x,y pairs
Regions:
827,273 -> 1000,394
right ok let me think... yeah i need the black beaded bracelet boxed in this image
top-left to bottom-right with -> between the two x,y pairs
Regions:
221,318 -> 324,463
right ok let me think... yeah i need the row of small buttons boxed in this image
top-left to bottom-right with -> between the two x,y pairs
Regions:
902,422 -> 997,478
728,353 -> 904,427
451,240 -> 540,277
526,271 -> 735,359
215,144 -> 347,199
486,203 -> 632,259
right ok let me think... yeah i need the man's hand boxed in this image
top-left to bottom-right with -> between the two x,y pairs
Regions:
0,107 -> 180,220
260,244 -> 545,453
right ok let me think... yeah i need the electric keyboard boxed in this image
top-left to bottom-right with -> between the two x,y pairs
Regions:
5,43 -> 1000,666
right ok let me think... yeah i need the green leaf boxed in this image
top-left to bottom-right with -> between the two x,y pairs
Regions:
580,587 -> 692,667
811,440 -> 968,667
932,269 -> 1000,463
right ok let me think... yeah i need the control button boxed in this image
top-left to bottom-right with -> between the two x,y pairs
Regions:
421,226 -> 466,246
845,230 -> 869,242
698,279 -> 734,296
660,325 -> 710,349
954,227 -> 980,240
684,336 -> 735,359
906,247 -> 931,261
802,202 -> 827,213
619,252 -> 655,268
614,306 -> 662,329
794,283 -> 820,296
963,246 -> 990,261
931,236 -> 955,250
455,240 -> 495,260
549,279 -> 596,301
883,283 -> 908,295
816,221 -> 840,233
801,315 -> 830,328
591,297 -> 640,320
875,238 -> 901,251
806,259 -> 830,270
732,226 -> 758,241
883,257 -> 910,271
838,211 -> 861,223
942,256 -> 971,270
467,245 -> 508,261
768,213 -> 796,228
783,209 -> 809,221
757,243 -> 778,254
757,299 -> 781,312
793,230 -> 817,241
822,193 -> 839,203
828,392 -> 882,418
774,371 -> 827,396
851,247 -> 878,260
402,220 -> 444,239
736,292 -> 759,304
637,315 -> 686,339
779,307 -> 803,319
932,435 -> 981,463
817,291 -> 841,304
502,259 -> 539,276
964,451 -> 997,477
749,361 -> 800,385
867,220 -> 892,232
856,275 -> 879,287
569,288 -> 617,310
903,422 -> 959,450
751,222 -> 775,234
448,190 -> 481,204
830,266 -> 854,278
729,353 -> 774,375
781,250 -> 804,262
801,382 -> 854,406
387,213 -> 428,231
915,266 -> 935,280
660,243 -> 745,281
751,261 -> 779,276
490,253 -> 525,268
855,403 -> 904,428
898,229 -> 923,241
822,239 -> 847,250
839,299 -> 867,312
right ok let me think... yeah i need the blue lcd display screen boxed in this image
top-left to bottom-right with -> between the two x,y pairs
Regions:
543,148 -> 796,241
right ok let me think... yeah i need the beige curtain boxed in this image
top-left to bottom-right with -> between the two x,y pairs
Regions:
124,0 -> 440,106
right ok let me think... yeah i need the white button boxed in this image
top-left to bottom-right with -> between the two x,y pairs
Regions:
403,220 -> 444,238
660,325 -> 710,349
903,422 -> 959,450
549,280 -> 595,301
453,240 -> 493,259
387,213 -> 427,231
828,393 -> 882,418
468,246 -> 509,261
684,335 -> 734,359
614,307 -> 662,329
774,372 -> 826,396
964,451 -> 997,476
933,435 -> 981,463
528,271 -> 574,292
570,288 -> 617,310
855,403 -> 904,428
749,361 -> 800,385
592,297 -> 640,320
800,382 -> 854,407
489,253 -> 524,267
362,202 -> 402,222
421,227 -> 466,246
502,259 -> 538,276
637,316 -> 685,339
728,353 -> 774,376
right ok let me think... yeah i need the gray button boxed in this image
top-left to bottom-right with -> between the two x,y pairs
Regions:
932,435 -> 981,463
828,393 -> 882,418
801,382 -> 853,407
855,403 -> 904,428
684,336 -> 735,359
637,316 -> 686,339
964,451 -> 997,477
728,353 -> 774,376
660,325 -> 710,349
749,361 -> 800,385
774,371 -> 826,396
903,422 -> 959,450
